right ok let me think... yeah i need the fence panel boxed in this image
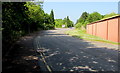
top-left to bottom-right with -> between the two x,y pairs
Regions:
86,16 -> 119,42
119,17 -> 120,43
108,18 -> 118,42
92,23 -> 96,36
96,21 -> 108,40
89,24 -> 93,35
86,25 -> 89,34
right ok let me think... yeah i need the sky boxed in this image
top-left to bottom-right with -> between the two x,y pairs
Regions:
42,2 -> 118,23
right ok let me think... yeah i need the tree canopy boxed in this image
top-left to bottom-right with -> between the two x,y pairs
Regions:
75,12 -> 89,28
75,12 -> 118,29
77,12 -> 89,24
55,16 -> 74,28
2,2 -> 55,55
103,12 -> 118,19
55,19 -> 63,28
2,2 -> 118,55
87,12 -> 102,23
63,16 -> 74,28
50,9 -> 55,25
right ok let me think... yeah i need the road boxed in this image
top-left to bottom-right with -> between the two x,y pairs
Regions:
34,28 -> 118,72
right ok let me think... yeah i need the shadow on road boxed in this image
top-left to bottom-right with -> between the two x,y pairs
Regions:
2,32 -> 41,73
35,30 -> 118,72
2,29 -> 119,72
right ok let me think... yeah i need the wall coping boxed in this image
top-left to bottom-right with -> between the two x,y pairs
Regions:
87,15 -> 120,25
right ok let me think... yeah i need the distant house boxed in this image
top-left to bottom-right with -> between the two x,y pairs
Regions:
62,25 -> 65,28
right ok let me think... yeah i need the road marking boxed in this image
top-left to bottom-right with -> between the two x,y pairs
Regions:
36,38 -> 52,73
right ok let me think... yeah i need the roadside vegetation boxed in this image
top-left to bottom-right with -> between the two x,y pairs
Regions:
65,29 -> 119,45
75,12 -> 118,29
2,2 -> 119,55
65,11 -> 119,45
55,16 -> 74,28
2,2 -> 55,55
2,2 -> 76,55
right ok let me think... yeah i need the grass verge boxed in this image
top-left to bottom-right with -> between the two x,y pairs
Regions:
65,29 -> 119,45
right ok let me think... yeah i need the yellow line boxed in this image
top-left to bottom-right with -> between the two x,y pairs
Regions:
40,53 -> 52,72
36,38 -> 52,72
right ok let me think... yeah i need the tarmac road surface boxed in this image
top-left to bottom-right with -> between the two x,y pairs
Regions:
34,28 -> 119,72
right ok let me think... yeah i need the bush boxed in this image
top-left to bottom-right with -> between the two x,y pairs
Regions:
75,23 -> 82,29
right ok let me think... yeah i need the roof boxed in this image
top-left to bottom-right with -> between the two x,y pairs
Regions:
87,15 -> 120,25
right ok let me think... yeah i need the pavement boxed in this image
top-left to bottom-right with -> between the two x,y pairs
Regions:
34,28 -> 119,72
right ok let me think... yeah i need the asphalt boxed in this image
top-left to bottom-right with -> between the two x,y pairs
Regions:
34,28 -> 119,72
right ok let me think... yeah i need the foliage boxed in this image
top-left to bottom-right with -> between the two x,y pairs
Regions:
25,2 -> 44,22
83,21 -> 89,28
75,12 -> 118,29
75,12 -> 89,28
55,16 -> 74,28
77,12 -> 89,24
25,2 -> 55,30
63,16 -> 74,28
66,16 -> 74,27
2,2 -> 55,55
75,23 -> 82,29
103,12 -> 118,19
75,12 -> 102,29
87,12 -> 102,23
50,9 -> 55,26
55,19 -> 63,28
2,2 -> 28,55
65,29 -> 118,45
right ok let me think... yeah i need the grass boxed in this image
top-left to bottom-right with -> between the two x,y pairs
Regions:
65,29 -> 119,45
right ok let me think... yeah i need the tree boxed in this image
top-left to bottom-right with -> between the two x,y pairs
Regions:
77,12 -> 89,24
55,19 -> 63,28
50,9 -> 55,25
63,16 -> 73,28
2,2 -> 55,55
75,23 -> 82,29
87,12 -> 102,23
103,12 -> 118,19
25,2 -> 55,30
66,16 -> 70,27
75,12 -> 89,28
25,2 -> 45,30
2,2 -> 29,55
